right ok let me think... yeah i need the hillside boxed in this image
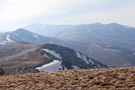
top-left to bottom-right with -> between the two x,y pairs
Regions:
0,28 -> 88,63
0,42 -> 50,74
0,67 -> 135,90
0,43 -> 106,74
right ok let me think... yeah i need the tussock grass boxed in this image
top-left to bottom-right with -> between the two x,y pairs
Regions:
0,67 -> 135,90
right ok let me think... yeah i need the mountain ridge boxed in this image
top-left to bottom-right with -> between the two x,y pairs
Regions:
0,42 -> 106,74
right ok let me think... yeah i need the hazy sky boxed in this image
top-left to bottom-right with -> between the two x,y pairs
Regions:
0,0 -> 135,32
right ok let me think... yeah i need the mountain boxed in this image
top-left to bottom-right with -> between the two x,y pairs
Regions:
0,28 -> 65,45
24,23 -> 74,37
24,23 -> 135,42
37,44 -> 107,72
56,23 -> 135,42
0,67 -> 135,90
0,28 -> 88,56
0,43 -> 106,74
24,23 -> 135,67
1,27 -> 135,67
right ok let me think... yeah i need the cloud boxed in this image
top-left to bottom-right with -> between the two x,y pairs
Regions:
0,0 -> 135,31
63,2 -> 135,27
0,0 -> 112,22
0,0 -> 70,21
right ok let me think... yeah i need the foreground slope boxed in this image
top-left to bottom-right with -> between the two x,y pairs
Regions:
0,67 -> 135,90
0,42 -> 48,74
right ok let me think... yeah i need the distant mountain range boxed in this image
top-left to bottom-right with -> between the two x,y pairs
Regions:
1,23 -> 135,67
0,28 -> 88,58
24,23 -> 74,37
24,23 -> 135,42
0,43 -> 106,74
24,23 -> 135,67
0,28 -> 63,45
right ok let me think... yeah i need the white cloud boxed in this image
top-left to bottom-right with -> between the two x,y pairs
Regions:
0,0 -> 112,22
0,0 -> 135,31
64,5 -> 135,27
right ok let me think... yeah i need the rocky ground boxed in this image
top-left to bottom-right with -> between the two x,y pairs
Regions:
0,67 -> 135,90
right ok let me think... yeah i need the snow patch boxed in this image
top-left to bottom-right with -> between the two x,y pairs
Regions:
124,26 -> 132,29
97,64 -> 101,68
44,53 -> 48,57
76,51 -> 94,65
42,49 -> 62,59
106,45 -> 113,48
72,65 -> 80,69
34,34 -> 39,39
76,51 -> 82,58
0,40 -> 9,45
6,34 -> 14,42
82,55 -> 89,64
0,34 -> 14,45
88,59 -> 94,64
36,60 -> 66,72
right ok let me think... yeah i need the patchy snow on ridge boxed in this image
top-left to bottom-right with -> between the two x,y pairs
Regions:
42,49 -> 62,59
97,64 -> 101,68
76,51 -> 82,58
44,53 -> 48,57
36,60 -> 67,72
82,55 -> 89,64
6,34 -> 14,42
76,51 -> 94,65
0,34 -> 14,45
34,34 -> 39,39
72,65 -> 80,69
0,40 -> 9,45
88,59 -> 94,64
124,26 -> 132,29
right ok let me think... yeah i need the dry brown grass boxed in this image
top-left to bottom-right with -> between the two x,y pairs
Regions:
0,67 -> 135,90
0,42 -> 53,74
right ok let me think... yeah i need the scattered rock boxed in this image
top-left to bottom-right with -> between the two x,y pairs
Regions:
0,67 -> 5,75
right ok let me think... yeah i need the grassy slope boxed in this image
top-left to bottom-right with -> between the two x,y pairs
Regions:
0,43 -> 53,74
0,67 -> 135,90
87,44 -> 133,67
